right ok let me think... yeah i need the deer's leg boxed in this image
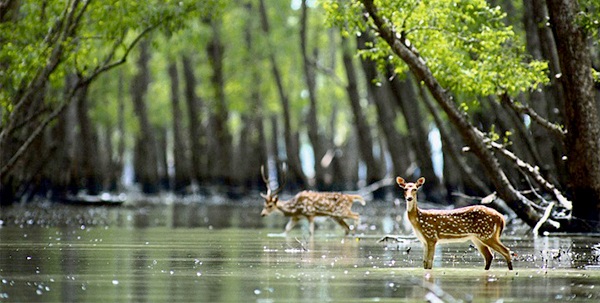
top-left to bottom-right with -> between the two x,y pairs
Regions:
484,238 -> 513,270
423,241 -> 436,269
284,217 -> 299,234
348,212 -> 360,232
333,218 -> 351,235
307,216 -> 315,236
348,212 -> 360,220
472,238 -> 494,270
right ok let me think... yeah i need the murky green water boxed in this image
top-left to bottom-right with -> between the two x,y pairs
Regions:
1,200 -> 600,302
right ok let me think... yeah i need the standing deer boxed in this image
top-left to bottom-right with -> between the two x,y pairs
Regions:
260,166 -> 365,236
396,177 -> 513,270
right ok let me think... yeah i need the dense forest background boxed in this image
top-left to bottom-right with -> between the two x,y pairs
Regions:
1,0 -> 600,232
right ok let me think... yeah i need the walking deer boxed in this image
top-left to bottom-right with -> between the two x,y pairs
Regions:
260,166 -> 365,236
396,177 -> 513,270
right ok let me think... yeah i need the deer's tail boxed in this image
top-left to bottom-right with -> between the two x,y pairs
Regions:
352,195 -> 366,206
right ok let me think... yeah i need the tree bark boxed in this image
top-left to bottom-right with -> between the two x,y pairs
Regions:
356,34 -> 410,180
114,69 -> 126,192
243,1 -> 268,190
340,36 -> 383,185
546,0 -> 600,227
522,0 -> 561,181
131,40 -> 159,194
75,81 -> 102,195
418,85 -> 490,197
156,126 -> 169,190
206,16 -> 233,185
300,0 -> 327,188
168,60 -> 190,193
50,80 -> 79,198
182,55 -> 207,185
389,74 -> 445,203
258,0 -> 307,187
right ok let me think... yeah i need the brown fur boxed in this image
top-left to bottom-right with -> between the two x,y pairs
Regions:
261,190 -> 365,235
397,177 -> 513,270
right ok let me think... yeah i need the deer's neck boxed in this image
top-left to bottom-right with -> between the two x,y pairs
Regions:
406,199 -> 422,226
276,199 -> 295,215
406,198 -> 419,214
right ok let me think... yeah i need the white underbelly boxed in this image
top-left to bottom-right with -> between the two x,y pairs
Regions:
437,235 -> 474,244
412,229 -> 476,244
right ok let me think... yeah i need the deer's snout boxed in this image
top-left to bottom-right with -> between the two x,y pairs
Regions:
406,196 -> 413,202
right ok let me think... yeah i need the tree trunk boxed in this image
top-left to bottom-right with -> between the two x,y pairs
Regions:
114,69 -> 126,192
532,0 -> 570,187
206,16 -> 233,186
156,126 -> 169,190
327,104 -> 348,190
49,84 -> 79,198
522,0 -> 561,181
75,81 -> 102,195
182,55 -> 207,186
356,34 -> 409,180
300,0 -> 327,188
270,114 -> 281,166
532,0 -> 566,117
131,40 -> 159,194
418,85 -> 490,197
168,61 -> 190,193
243,1 -> 268,191
258,0 -> 307,188
340,36 -> 383,185
389,74 -> 445,203
546,0 -> 600,227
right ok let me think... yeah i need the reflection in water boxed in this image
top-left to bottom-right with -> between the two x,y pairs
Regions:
0,201 -> 599,302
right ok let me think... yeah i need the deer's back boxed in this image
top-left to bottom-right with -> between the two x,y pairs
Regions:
293,191 -> 358,217
416,205 -> 504,240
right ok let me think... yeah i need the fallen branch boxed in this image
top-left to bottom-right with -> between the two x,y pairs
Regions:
356,177 -> 395,196
478,129 -> 572,211
533,202 -> 558,236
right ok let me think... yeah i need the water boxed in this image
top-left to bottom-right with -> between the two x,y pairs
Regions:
1,200 -> 600,302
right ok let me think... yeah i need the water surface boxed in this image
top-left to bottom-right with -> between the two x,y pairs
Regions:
1,200 -> 600,302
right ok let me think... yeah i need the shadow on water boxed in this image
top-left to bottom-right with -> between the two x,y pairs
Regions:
1,198 -> 600,302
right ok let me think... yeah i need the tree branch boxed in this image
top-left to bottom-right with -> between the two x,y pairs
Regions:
0,0 -> 87,144
82,25 -> 157,87
533,202 -> 557,235
309,58 -> 345,87
1,25 -> 157,177
500,93 -> 566,140
482,130 -> 572,210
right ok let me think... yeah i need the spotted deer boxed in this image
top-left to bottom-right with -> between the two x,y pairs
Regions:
260,166 -> 365,236
397,177 -> 513,270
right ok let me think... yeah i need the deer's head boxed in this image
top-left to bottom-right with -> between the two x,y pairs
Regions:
396,177 -> 425,203
260,165 -> 286,217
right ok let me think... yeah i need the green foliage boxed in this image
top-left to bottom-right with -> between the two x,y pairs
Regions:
0,0 -> 219,114
578,0 -> 600,39
324,0 -> 550,99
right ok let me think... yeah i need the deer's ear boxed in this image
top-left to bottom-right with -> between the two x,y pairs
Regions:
396,177 -> 406,189
416,177 -> 425,187
260,193 -> 268,199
